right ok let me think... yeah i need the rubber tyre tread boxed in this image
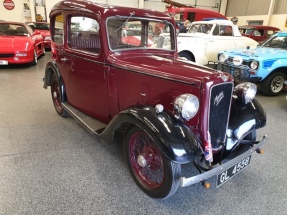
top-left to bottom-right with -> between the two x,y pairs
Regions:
51,73 -> 67,117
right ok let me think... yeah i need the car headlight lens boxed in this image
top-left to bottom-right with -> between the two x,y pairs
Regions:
235,82 -> 257,104
250,60 -> 259,70
174,94 -> 199,120
218,53 -> 228,62
45,36 -> 51,41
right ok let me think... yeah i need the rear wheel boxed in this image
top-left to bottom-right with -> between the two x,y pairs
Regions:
124,126 -> 181,199
261,72 -> 285,96
51,73 -> 67,117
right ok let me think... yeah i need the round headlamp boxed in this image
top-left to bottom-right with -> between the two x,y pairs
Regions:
235,82 -> 257,104
174,94 -> 199,120
250,61 -> 259,70
219,53 -> 228,62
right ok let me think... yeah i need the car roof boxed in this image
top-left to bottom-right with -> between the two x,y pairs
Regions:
239,25 -> 280,30
192,19 -> 234,25
51,0 -> 173,22
276,31 -> 287,36
0,21 -> 25,25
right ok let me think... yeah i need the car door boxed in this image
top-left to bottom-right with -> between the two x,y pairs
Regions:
205,24 -> 235,62
63,15 -> 110,122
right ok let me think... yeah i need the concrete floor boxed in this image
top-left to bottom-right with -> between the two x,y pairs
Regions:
0,52 -> 287,215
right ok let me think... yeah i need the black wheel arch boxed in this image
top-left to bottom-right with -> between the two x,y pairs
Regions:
44,60 -> 67,102
99,106 -> 201,164
178,50 -> 195,62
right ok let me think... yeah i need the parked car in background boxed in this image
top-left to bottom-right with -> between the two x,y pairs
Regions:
239,25 -> 280,43
0,21 -> 45,66
217,31 -> 287,96
177,19 -> 258,65
26,22 -> 51,49
43,0 -> 267,199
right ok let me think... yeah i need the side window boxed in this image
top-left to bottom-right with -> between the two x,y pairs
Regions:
267,30 -> 274,37
68,16 -> 100,54
253,30 -> 261,36
187,12 -> 195,23
52,14 -> 64,44
216,25 -> 233,36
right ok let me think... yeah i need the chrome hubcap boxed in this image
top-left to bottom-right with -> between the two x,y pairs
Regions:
271,76 -> 284,93
137,155 -> 146,167
53,91 -> 57,99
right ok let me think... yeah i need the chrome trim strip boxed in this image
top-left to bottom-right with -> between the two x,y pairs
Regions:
180,135 -> 267,187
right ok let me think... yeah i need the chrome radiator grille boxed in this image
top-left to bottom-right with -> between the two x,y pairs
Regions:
209,83 -> 233,149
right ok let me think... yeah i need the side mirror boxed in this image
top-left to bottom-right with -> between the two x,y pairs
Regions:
33,30 -> 41,35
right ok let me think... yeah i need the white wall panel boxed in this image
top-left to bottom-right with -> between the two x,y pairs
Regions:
274,0 -> 287,14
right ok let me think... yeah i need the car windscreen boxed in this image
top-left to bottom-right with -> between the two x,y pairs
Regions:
0,23 -> 28,36
262,35 -> 287,49
28,23 -> 50,30
106,17 -> 175,51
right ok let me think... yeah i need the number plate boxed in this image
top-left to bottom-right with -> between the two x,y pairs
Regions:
216,155 -> 251,187
0,60 -> 8,65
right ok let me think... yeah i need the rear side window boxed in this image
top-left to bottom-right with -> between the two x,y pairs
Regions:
68,16 -> 101,54
51,14 -> 64,44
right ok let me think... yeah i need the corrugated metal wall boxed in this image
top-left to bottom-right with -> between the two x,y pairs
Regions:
226,0 -> 270,16
273,0 -> 287,14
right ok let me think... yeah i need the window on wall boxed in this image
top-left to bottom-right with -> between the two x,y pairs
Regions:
247,20 -> 263,25
68,16 -> 101,54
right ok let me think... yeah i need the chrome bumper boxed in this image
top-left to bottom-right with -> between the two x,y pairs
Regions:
180,135 -> 267,187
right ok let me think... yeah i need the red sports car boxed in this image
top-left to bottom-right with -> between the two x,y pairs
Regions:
26,22 -> 51,49
0,21 -> 45,66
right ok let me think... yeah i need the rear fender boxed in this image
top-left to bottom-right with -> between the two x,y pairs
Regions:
99,106 -> 201,164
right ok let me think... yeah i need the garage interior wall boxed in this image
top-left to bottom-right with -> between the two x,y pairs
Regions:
0,0 -> 221,23
226,0 -> 287,30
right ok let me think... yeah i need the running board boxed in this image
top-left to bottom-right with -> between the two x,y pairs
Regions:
62,102 -> 107,134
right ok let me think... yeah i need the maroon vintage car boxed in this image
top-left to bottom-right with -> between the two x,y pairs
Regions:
0,21 -> 45,65
26,22 -> 51,49
239,25 -> 280,43
43,0 -> 267,199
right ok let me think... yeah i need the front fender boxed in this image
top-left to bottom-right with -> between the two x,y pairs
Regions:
99,106 -> 201,164
228,97 -> 266,140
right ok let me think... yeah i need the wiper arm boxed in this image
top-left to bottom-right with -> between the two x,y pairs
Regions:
115,11 -> 135,33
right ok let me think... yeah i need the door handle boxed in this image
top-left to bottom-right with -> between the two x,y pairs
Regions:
60,57 -> 69,62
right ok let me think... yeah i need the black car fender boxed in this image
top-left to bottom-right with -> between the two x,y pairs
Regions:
99,106 -> 201,164
228,97 -> 266,138
43,60 -> 67,102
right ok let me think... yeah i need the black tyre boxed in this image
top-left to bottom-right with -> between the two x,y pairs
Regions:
123,126 -> 181,199
30,49 -> 37,66
51,73 -> 67,117
261,72 -> 285,96
178,51 -> 195,62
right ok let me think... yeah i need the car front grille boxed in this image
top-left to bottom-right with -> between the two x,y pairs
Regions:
0,53 -> 14,58
208,83 -> 233,149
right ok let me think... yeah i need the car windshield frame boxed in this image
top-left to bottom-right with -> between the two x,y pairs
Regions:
106,16 -> 176,52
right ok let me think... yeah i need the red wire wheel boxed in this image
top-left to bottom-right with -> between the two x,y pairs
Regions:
124,126 -> 181,199
50,73 -> 67,117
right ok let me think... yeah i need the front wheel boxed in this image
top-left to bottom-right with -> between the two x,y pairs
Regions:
124,126 -> 181,199
51,73 -> 67,117
261,72 -> 285,96
30,49 -> 37,66
178,51 -> 195,62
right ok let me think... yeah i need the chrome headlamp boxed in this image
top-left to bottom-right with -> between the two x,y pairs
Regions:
250,60 -> 259,70
235,82 -> 257,104
174,94 -> 199,120
218,53 -> 228,62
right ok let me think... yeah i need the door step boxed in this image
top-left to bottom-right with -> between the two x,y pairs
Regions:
62,102 -> 107,134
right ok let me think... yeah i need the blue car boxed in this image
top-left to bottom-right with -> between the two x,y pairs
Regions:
217,31 -> 287,96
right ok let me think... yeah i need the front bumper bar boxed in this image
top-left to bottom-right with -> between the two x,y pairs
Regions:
180,135 -> 267,187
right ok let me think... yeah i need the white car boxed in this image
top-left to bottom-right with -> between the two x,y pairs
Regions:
177,20 -> 258,65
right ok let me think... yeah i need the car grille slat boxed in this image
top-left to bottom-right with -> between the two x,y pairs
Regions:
0,54 -> 14,58
209,83 -> 233,149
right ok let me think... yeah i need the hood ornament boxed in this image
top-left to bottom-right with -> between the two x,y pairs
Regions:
218,72 -> 228,82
